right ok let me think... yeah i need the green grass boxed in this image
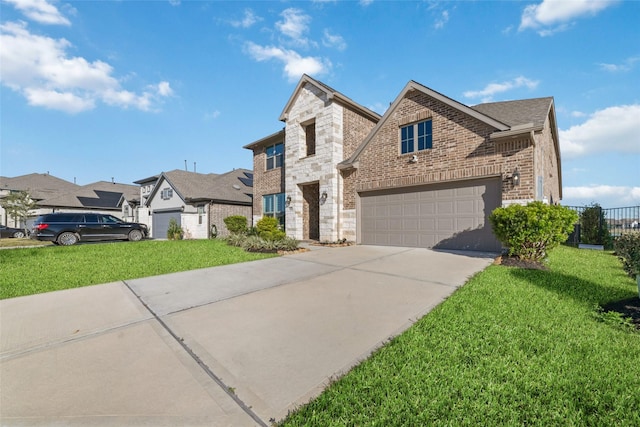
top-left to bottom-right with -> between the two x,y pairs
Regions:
280,246 -> 640,426
0,239 -> 276,299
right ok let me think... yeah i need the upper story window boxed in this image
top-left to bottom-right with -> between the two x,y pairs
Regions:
305,122 -> 316,156
400,119 -> 432,155
266,143 -> 283,170
160,187 -> 173,200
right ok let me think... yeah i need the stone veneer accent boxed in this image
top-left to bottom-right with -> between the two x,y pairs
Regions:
284,83 -> 345,241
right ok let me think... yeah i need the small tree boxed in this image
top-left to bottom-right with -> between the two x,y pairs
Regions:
614,234 -> 640,278
0,190 -> 38,234
223,215 -> 248,235
490,202 -> 578,262
166,217 -> 183,240
580,203 -> 612,247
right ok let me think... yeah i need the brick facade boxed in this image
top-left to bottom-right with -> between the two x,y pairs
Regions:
250,133 -> 285,225
246,76 -> 562,245
353,90 -> 539,205
209,203 -> 253,237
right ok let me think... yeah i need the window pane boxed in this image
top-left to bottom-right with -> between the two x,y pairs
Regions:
263,195 -> 274,214
266,157 -> 274,170
275,154 -> 283,168
275,143 -> 283,155
401,125 -> 414,154
266,146 -> 275,157
418,120 -> 432,151
276,193 -> 285,213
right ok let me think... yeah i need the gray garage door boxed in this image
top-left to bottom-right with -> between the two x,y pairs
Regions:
360,178 -> 502,252
152,211 -> 181,239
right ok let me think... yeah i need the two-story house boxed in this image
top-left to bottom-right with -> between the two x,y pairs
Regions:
246,75 -> 562,252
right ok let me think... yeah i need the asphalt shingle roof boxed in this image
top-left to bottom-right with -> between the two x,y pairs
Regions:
160,168 -> 252,204
471,97 -> 553,129
0,173 -> 79,200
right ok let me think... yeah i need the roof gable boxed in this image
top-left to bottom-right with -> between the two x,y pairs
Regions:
279,74 -> 380,123
340,80 -> 510,168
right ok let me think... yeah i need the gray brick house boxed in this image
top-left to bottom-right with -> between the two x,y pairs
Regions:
245,75 -> 562,252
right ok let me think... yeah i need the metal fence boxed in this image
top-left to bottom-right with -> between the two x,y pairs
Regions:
564,205 -> 640,247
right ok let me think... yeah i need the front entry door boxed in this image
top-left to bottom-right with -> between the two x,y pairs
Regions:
302,183 -> 320,240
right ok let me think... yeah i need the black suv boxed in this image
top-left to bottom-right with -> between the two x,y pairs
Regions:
31,213 -> 148,246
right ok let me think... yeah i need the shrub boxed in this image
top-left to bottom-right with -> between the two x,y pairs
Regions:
224,234 -> 299,252
614,233 -> 640,277
256,217 -> 285,241
167,218 -> 183,240
490,202 -> 578,262
223,215 -> 248,235
580,203 -> 612,247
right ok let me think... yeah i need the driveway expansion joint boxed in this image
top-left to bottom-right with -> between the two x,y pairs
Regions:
122,280 -> 268,427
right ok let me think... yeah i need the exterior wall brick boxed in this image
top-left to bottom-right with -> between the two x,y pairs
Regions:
342,107 -> 378,211
209,203 -> 253,237
354,91 -> 538,203
533,112 -> 561,204
251,139 -> 285,225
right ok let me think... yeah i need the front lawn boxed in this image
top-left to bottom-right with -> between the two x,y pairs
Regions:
281,246 -> 640,426
0,239 -> 276,299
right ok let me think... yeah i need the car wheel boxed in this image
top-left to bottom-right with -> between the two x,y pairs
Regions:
12,231 -> 25,238
57,232 -> 78,246
128,229 -> 143,242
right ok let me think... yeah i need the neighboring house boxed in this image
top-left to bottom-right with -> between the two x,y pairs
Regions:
140,169 -> 253,239
246,75 -> 562,252
0,173 -> 141,228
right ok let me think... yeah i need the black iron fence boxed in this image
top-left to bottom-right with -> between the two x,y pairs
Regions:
564,205 -> 640,247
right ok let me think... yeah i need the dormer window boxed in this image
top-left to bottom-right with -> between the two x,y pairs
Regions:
305,122 -> 316,156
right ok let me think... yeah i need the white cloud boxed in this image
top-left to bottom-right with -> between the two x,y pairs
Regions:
3,0 -> 71,25
322,29 -> 346,51
0,21 -> 172,113
276,8 -> 311,42
230,9 -> 261,29
598,56 -> 640,72
519,0 -> 617,36
204,110 -> 221,120
244,42 -> 330,82
560,104 -> 640,158
571,111 -> 586,118
434,10 -> 449,29
463,76 -> 539,102
359,0 -> 374,6
563,185 -> 640,207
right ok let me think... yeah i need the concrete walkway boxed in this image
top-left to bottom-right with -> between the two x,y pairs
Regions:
1,245 -> 495,426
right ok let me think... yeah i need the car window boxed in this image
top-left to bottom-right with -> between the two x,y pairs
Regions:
84,214 -> 99,223
101,215 -> 121,224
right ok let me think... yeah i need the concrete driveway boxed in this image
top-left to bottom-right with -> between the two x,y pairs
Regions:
0,245 -> 495,426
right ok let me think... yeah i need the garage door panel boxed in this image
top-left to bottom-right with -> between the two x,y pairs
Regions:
152,211 -> 181,239
359,179 -> 501,252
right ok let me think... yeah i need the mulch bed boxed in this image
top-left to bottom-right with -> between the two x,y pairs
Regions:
602,297 -> 640,330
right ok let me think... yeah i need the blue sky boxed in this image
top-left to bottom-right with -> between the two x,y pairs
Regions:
1,0 -> 638,208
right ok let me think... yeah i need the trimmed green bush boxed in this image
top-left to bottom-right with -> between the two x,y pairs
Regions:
256,216 -> 285,241
167,218 -> 183,240
223,215 -> 248,235
614,233 -> 640,277
490,201 -> 577,261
